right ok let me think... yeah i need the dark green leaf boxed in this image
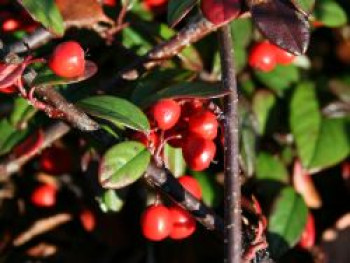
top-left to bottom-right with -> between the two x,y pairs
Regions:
78,96 -> 150,132
192,171 -> 222,207
255,64 -> 299,95
0,119 -> 28,156
99,141 -> 151,189
290,82 -> 321,168
136,81 -> 229,108
19,0 -> 64,35
164,144 -> 186,178
313,0 -> 347,27
252,90 -> 276,135
98,189 -> 124,212
256,152 -> 289,183
167,0 -> 197,27
9,97 -> 36,129
308,117 -> 350,169
268,187 -> 308,258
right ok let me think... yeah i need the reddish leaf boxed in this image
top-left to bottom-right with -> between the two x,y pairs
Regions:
55,0 -> 113,28
200,0 -> 241,25
13,129 -> 44,158
246,0 -> 310,55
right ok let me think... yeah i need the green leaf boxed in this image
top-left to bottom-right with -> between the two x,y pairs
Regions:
268,187 -> 308,259
192,171 -> 222,207
329,79 -> 350,103
230,18 -> 253,47
121,27 -> 153,56
290,82 -> 321,168
256,153 -> 289,183
9,97 -> 36,128
308,117 -> 350,169
313,0 -> 347,27
167,0 -> 197,27
164,144 -> 186,178
136,81 -> 229,108
98,189 -> 124,212
77,96 -> 150,132
252,90 -> 276,135
20,0 -> 64,35
0,119 -> 28,156
292,0 -> 315,14
255,64 -> 299,95
99,141 -> 151,189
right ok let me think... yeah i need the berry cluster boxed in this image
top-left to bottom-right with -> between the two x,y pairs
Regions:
141,175 -> 201,241
248,41 -> 295,72
132,99 -> 219,171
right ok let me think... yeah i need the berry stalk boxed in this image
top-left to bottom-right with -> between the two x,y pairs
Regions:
218,26 -> 241,262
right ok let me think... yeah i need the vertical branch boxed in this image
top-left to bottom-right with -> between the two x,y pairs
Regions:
218,26 -> 241,262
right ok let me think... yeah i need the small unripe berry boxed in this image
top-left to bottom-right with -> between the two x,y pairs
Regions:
49,41 -> 85,78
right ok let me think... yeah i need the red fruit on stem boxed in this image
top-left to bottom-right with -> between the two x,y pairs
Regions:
164,121 -> 187,148
141,205 -> 172,241
181,99 -> 204,121
39,146 -> 73,175
144,0 -> 167,8
299,213 -> 316,249
188,110 -> 218,140
178,175 -> 202,200
169,206 -> 196,240
80,209 -> 96,232
152,99 -> 181,130
49,41 -> 85,78
273,45 -> 295,65
182,136 -> 216,171
200,0 -> 241,25
103,0 -> 116,6
249,42 -> 277,72
31,184 -> 57,208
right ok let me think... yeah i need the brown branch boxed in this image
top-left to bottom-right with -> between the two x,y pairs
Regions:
0,122 -> 70,178
145,163 -> 224,236
218,26 -> 241,262
13,213 -> 72,246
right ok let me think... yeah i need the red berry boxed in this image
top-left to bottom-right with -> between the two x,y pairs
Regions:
152,99 -> 181,130
182,136 -> 216,171
249,42 -> 277,72
298,213 -> 315,249
144,0 -> 167,8
178,176 -> 202,200
2,18 -> 20,32
188,110 -> 218,140
103,0 -> 116,6
131,131 -> 159,149
200,0 -> 241,25
39,146 -> 73,175
273,45 -> 295,65
181,99 -> 204,121
80,209 -> 96,232
169,206 -> 196,240
0,85 -> 17,94
49,41 -> 85,78
164,120 -> 188,148
31,184 -> 57,208
141,205 -> 172,241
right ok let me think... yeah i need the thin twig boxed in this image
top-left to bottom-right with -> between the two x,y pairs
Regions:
13,213 -> 72,246
218,26 -> 241,262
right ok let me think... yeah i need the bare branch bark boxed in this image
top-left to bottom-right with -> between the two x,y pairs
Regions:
218,26 -> 241,263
